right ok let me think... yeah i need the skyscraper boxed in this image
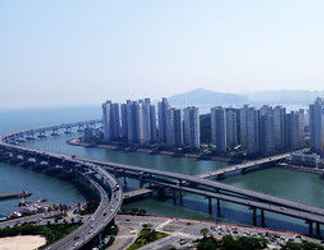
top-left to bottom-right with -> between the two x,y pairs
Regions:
211,107 -> 227,153
139,98 -> 152,145
286,110 -> 304,150
174,109 -> 183,147
166,108 -> 183,147
297,109 -> 305,147
183,107 -> 200,148
259,106 -> 275,156
226,108 -> 239,149
273,106 -> 286,152
102,100 -> 120,142
166,108 -> 176,146
309,98 -> 324,154
150,104 -> 157,143
126,100 -> 139,144
239,105 -> 260,156
158,98 -> 169,144
120,103 -> 128,139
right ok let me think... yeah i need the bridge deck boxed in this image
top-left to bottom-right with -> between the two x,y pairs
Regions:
83,158 -> 324,218
198,154 -> 290,179
157,182 -> 324,224
123,188 -> 152,201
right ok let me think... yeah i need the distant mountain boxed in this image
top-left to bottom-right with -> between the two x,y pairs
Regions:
168,88 -> 324,107
248,90 -> 324,105
168,88 -> 248,107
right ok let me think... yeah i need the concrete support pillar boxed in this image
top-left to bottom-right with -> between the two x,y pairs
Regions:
123,176 -> 127,186
179,190 -> 183,205
172,189 -> 177,205
208,197 -> 212,215
139,180 -> 144,188
307,220 -> 313,236
98,232 -> 103,245
316,222 -> 321,238
216,199 -> 221,217
252,207 -> 257,226
260,209 -> 265,227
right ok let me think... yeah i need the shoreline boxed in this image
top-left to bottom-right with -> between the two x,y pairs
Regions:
280,164 -> 324,176
67,138 -> 231,163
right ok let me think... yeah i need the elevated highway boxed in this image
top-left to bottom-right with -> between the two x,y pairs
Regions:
198,153 -> 290,179
84,158 -> 324,217
84,157 -> 324,236
1,120 -> 324,238
46,179 -> 122,250
0,120 -> 122,250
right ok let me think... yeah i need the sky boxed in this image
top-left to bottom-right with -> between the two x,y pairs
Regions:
2,0 -> 324,109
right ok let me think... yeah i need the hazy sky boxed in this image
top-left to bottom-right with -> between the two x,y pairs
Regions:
2,0 -> 324,108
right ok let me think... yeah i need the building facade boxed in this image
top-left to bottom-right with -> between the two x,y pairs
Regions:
183,107 -> 200,148
211,107 -> 227,153
158,98 -> 169,144
226,108 -> 239,149
309,98 -> 324,154
239,105 -> 260,156
102,100 -> 120,142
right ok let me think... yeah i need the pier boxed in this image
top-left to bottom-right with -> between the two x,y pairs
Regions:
0,192 -> 31,201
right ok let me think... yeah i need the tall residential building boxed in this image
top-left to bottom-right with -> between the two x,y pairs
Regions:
273,106 -> 286,152
183,107 -> 200,148
298,109 -> 305,147
150,105 -> 157,142
158,98 -> 169,143
120,103 -> 128,139
239,105 -> 260,155
174,109 -> 183,147
126,100 -> 139,144
102,101 -> 120,142
166,108 -> 176,146
259,106 -> 275,156
309,98 -> 324,154
139,98 -> 152,145
211,107 -> 227,153
286,110 -> 304,150
166,108 -> 183,147
226,108 -> 239,149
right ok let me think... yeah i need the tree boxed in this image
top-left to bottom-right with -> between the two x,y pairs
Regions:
200,228 -> 209,239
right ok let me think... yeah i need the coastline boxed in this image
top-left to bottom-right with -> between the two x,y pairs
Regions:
67,138 -> 231,163
280,164 -> 324,176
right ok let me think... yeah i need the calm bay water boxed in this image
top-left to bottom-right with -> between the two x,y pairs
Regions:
1,107 -> 324,235
0,107 -> 100,216
0,162 -> 84,216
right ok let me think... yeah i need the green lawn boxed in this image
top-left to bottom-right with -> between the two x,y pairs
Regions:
127,227 -> 169,250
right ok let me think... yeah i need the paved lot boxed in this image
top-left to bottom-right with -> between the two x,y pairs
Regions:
112,215 -> 323,250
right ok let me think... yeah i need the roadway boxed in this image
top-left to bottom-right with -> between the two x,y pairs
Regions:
198,153 -> 290,179
0,211 -> 63,229
0,122 -> 123,250
83,158 -> 324,219
149,181 -> 324,225
1,120 -> 324,240
46,178 -> 122,250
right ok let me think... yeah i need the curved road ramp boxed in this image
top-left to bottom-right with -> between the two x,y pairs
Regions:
0,120 -> 123,250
